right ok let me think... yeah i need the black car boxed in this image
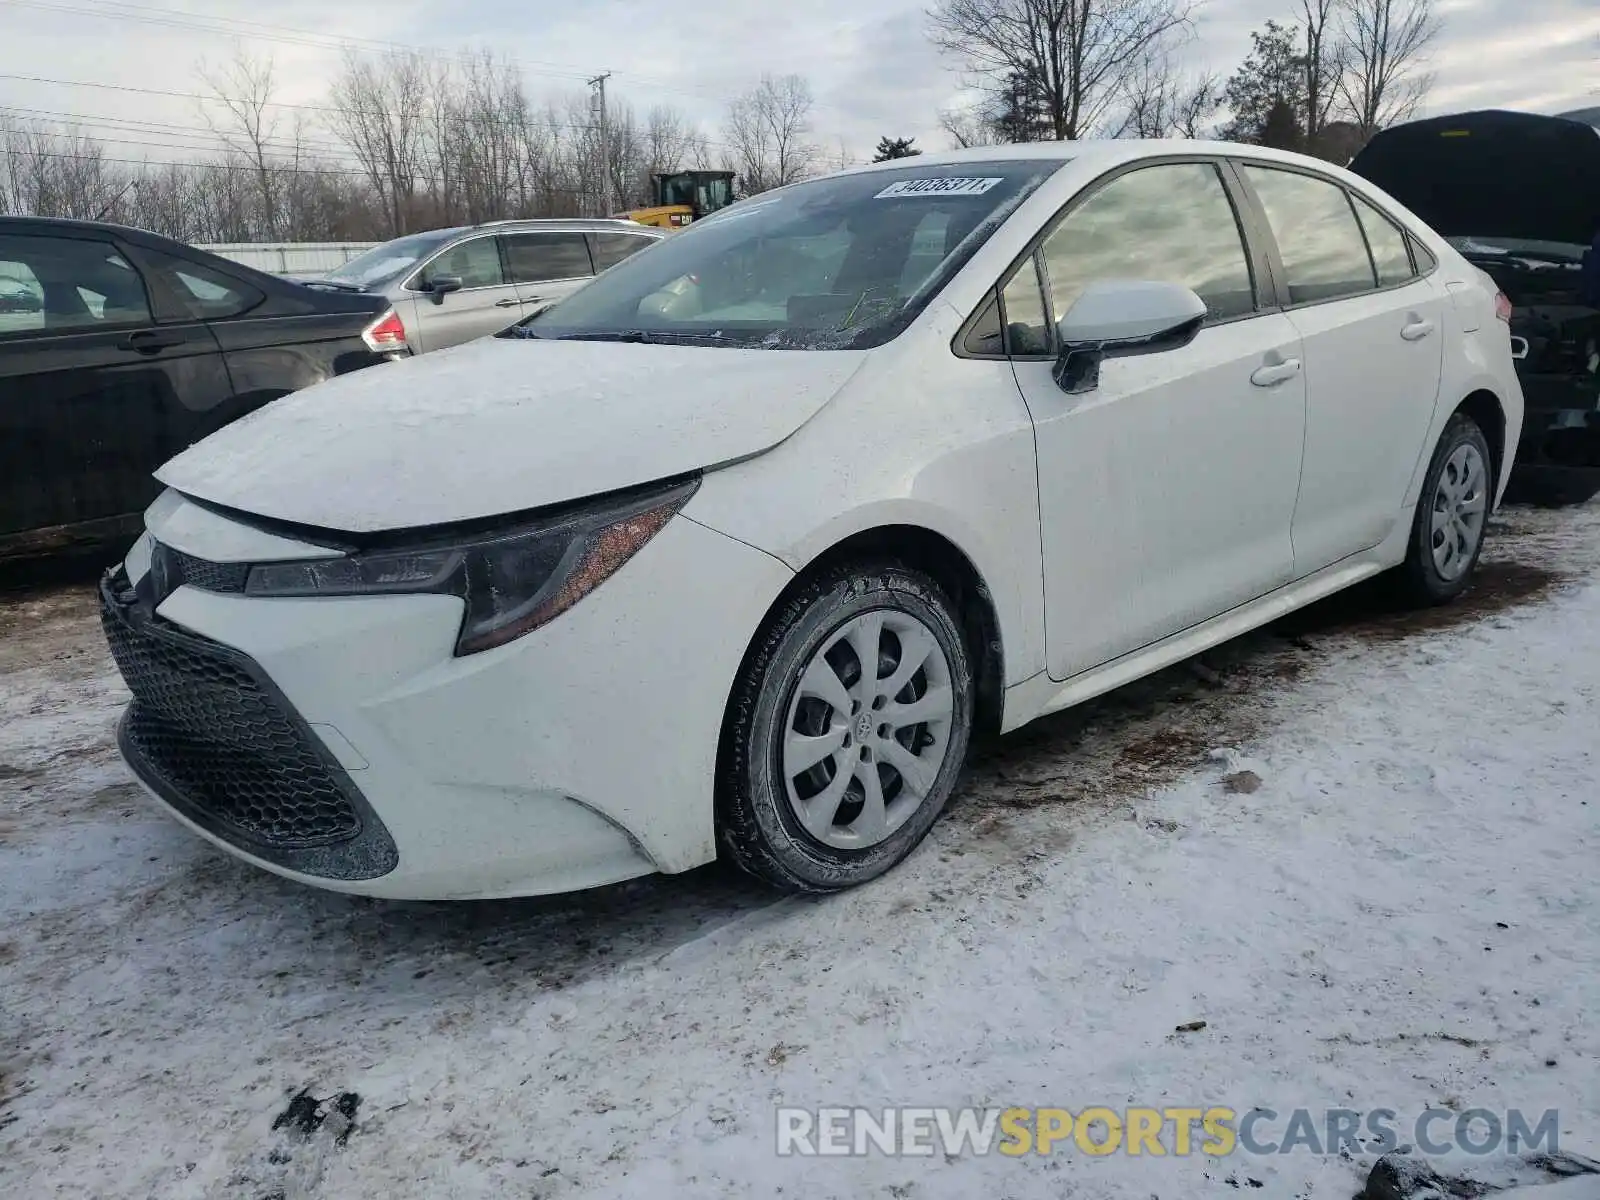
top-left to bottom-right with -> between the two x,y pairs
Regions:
0,218 -> 405,562
1350,109 -> 1600,505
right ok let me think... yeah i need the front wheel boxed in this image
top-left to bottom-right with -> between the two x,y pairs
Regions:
1391,412 -> 1494,606
717,563 -> 974,893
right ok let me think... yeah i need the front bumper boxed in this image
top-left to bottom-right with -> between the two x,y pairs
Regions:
105,503 -> 793,899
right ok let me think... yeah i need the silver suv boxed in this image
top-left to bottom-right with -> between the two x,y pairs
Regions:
310,219 -> 664,354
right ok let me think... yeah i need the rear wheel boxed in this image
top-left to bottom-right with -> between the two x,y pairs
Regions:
717,563 -> 974,893
1392,412 -> 1493,606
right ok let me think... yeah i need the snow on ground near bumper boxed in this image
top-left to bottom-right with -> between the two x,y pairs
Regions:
2,506 -> 1597,1199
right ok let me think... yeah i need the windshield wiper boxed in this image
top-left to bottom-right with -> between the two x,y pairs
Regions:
301,279 -> 370,293
554,329 -> 737,345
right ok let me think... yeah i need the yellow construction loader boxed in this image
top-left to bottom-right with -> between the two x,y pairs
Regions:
618,170 -> 736,229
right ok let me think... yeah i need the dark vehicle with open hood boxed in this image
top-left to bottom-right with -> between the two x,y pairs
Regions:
0,217 -> 406,565
1351,109 -> 1600,505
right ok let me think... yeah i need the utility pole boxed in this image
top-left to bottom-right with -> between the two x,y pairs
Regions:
588,71 -> 612,216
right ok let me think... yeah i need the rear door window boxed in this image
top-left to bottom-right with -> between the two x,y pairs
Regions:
133,249 -> 264,321
589,232 -> 656,271
1242,166 -> 1378,304
0,234 -> 151,335
503,233 -> 593,283
1351,195 -> 1417,286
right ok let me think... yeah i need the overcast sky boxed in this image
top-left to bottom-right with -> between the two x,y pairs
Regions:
1,0 -> 1596,167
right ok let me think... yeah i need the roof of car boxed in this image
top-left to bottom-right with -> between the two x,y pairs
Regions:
462,218 -> 662,234
0,215 -> 192,246
818,138 -> 1375,181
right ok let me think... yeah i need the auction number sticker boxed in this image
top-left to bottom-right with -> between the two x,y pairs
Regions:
875,177 -> 1003,198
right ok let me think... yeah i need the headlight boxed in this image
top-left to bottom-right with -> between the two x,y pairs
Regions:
245,477 -> 699,655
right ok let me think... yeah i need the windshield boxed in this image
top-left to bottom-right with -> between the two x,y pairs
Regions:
518,161 -> 1058,350
324,230 -> 461,289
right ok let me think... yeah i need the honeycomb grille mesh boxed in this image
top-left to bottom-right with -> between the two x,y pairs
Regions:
102,578 -> 362,849
149,543 -> 249,602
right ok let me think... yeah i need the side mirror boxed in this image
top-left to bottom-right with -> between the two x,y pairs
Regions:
1509,335 -> 1530,361
428,275 -> 464,304
1053,280 -> 1208,394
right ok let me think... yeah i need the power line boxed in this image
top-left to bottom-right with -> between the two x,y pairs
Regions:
0,103 -> 356,158
0,0 -> 870,120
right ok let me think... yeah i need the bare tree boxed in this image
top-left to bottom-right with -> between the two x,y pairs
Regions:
0,119 -> 132,221
1114,53 -> 1220,137
725,74 -> 819,194
1299,0 -> 1345,143
928,0 -> 1195,141
1336,0 -> 1439,135
195,49 -> 306,238
937,105 -> 1005,148
326,50 -> 431,235
643,106 -> 695,176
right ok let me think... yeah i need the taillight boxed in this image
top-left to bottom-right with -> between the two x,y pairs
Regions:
1494,292 -> 1513,323
362,308 -> 407,352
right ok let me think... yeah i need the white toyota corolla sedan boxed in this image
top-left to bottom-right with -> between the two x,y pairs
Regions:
103,141 -> 1523,899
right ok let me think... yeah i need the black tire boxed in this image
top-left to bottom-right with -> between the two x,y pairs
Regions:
717,562 -> 975,893
1391,412 -> 1494,607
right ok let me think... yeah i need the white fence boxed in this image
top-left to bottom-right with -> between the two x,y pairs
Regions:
196,242 -> 379,276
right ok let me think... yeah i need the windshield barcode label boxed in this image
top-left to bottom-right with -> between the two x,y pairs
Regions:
875,177 -> 1003,199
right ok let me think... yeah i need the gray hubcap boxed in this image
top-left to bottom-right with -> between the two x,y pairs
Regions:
781,610 -> 955,849
1430,442 -> 1488,581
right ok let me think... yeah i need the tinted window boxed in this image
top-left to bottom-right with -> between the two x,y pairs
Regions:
136,249 -> 263,320
1040,163 -> 1256,323
418,236 -> 504,289
1244,166 -> 1377,304
1352,195 -> 1415,286
521,160 -> 1057,350
590,232 -> 657,271
504,233 -> 593,283
1002,255 -> 1051,355
0,235 -> 149,335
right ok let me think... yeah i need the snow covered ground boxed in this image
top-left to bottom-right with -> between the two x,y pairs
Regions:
3,503 -> 1598,1200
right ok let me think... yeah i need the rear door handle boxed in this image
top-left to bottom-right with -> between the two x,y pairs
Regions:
1401,319 -> 1436,341
1250,358 -> 1302,388
119,329 -> 187,353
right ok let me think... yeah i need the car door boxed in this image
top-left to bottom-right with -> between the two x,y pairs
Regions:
1234,164 -> 1447,575
0,231 -> 229,545
406,233 -> 520,353
502,230 -> 595,315
119,242 -> 307,449
1003,160 -> 1309,680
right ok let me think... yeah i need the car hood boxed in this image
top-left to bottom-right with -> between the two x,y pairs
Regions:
156,335 -> 869,533
1349,109 -> 1600,246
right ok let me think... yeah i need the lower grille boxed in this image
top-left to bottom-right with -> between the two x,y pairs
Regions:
101,569 -> 397,880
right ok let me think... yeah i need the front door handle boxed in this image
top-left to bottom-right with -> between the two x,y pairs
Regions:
494,297 -> 523,308
1250,358 -> 1302,388
119,329 -> 187,354
1401,318 -> 1436,341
